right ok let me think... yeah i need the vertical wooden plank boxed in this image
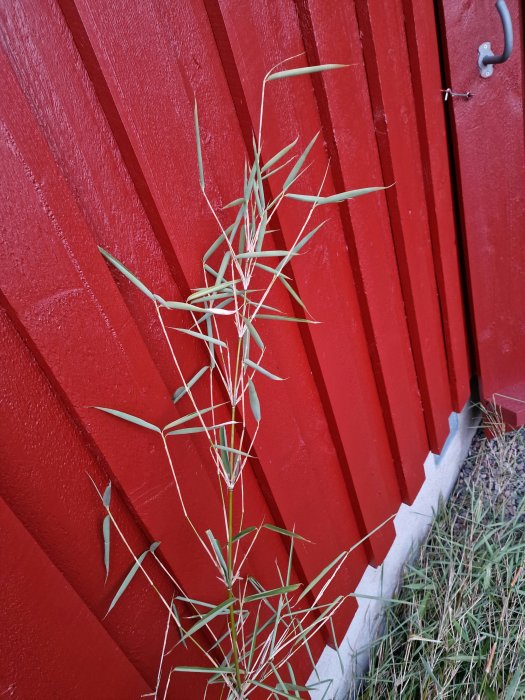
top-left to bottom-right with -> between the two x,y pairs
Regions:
210,0 -> 401,563
293,0 -> 429,502
354,0 -> 453,452
64,0 -> 373,640
402,0 -> 471,413
438,0 -> 525,426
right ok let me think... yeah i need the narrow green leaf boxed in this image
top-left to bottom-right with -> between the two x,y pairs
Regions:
172,366 -> 209,404
255,314 -> 318,324
297,552 -> 346,602
253,262 -> 292,280
164,401 -> 223,431
244,318 -> 264,350
187,279 -> 237,302
504,666 -> 522,699
194,99 -> 204,190
236,250 -> 291,260
287,220 -> 328,257
166,421 -> 234,436
285,186 -> 385,205
173,327 -> 227,348
244,357 -> 284,381
298,595 -> 344,634
98,247 -> 155,301
216,252 -> 231,285
107,549 -> 149,615
222,197 -> 245,210
156,296 -> 234,315
261,137 -> 299,173
203,232 -> 225,262
218,425 -> 231,477
255,210 -> 267,252
232,526 -> 257,542
103,514 -> 110,581
181,597 -> 236,642
329,617 -> 344,674
279,277 -> 306,311
175,596 -> 216,609
102,482 -> 112,508
253,173 -> 264,217
267,64 -> 348,81
193,298 -> 233,327
262,155 -> 296,181
250,680 -> 298,699
281,682 -> 313,694
283,132 -> 318,190
228,201 -> 247,251
238,223 -> 246,255
213,444 -> 255,459
244,160 -> 258,202
246,609 -> 260,673
184,293 -> 233,307
173,666 -> 236,675
248,378 -> 261,422
242,323 -> 251,361
244,583 -> 301,603
286,663 -> 302,699
206,530 -> 228,580
245,300 -> 282,313
263,524 -> 308,541
93,407 -> 161,434
170,601 -> 187,648
203,264 -> 218,278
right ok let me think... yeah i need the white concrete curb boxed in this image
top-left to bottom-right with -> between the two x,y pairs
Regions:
308,402 -> 479,699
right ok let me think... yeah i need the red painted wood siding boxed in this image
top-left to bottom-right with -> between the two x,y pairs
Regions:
0,0 -> 470,696
439,0 -> 525,426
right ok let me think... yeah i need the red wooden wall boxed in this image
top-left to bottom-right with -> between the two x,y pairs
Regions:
0,0 -> 470,697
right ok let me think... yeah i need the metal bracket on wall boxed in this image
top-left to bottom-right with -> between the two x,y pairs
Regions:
478,0 -> 513,78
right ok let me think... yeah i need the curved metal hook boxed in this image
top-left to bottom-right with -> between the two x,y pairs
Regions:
478,0 -> 513,77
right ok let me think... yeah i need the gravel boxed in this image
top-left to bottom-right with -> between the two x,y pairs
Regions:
450,416 -> 525,523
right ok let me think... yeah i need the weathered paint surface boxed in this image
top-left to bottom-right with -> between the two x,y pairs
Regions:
0,0 -> 471,696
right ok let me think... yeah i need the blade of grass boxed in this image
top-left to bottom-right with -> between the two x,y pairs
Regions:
164,402 -> 224,431
244,358 -> 284,381
285,185 -> 386,205
106,542 -> 159,615
98,247 -> 155,301
248,378 -> 261,422
172,366 -> 209,404
261,137 -> 299,173
267,64 -> 348,81
103,514 -> 110,582
181,598 -> 236,642
194,99 -> 204,190
283,132 -> 318,190
92,407 -> 160,433
172,327 -> 227,348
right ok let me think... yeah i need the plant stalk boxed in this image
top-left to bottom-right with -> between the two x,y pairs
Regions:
227,337 -> 244,695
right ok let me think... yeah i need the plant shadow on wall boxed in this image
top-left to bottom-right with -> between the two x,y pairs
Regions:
90,58 -> 391,699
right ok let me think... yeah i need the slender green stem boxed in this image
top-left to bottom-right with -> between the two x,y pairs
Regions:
227,336 -> 244,694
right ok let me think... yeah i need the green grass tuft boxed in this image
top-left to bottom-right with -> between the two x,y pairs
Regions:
360,427 -> 525,699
